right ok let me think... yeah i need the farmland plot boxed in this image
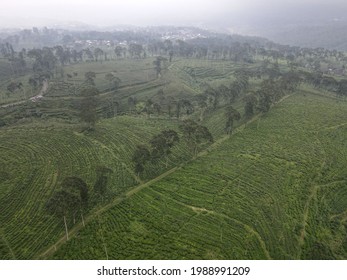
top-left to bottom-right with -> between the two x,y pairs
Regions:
52,93 -> 347,259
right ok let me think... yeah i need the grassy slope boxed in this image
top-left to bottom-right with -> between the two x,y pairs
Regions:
0,57 -> 244,259
0,117 -> 190,259
1,56 -> 346,260
51,92 -> 347,260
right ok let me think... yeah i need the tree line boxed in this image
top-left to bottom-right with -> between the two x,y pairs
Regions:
132,120 -> 213,177
46,166 -> 113,240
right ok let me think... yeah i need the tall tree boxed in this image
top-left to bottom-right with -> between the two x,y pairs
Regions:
180,120 -> 213,156
128,96 -> 136,114
104,73 -> 120,92
114,46 -> 124,59
84,71 -> 96,86
179,99 -> 194,116
132,145 -> 150,176
94,48 -> 104,62
144,99 -> 153,118
243,93 -> 257,118
224,105 -> 241,134
46,176 -> 88,240
150,130 -> 179,165
153,56 -> 167,78
61,177 -> 89,225
79,87 -> 98,129
94,166 -> 113,201
128,44 -> 143,58
46,190 -> 78,240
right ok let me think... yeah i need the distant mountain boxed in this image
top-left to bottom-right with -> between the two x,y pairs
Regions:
0,25 -> 272,52
264,21 -> 347,51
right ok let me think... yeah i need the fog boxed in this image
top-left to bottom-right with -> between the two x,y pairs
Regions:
1,0 -> 347,33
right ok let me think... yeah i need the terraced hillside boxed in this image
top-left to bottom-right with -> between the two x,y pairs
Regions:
51,92 -> 347,259
0,117 -> 190,259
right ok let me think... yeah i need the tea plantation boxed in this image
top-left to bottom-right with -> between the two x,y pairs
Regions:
50,92 -> 347,259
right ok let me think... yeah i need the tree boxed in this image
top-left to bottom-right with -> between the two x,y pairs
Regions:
150,130 -> 179,165
257,90 -> 272,113
169,50 -> 174,62
144,99 -> 153,118
132,145 -> 150,176
320,76 -> 338,92
114,46 -> 124,59
62,177 -> 88,206
112,77 -> 121,92
79,87 -> 98,129
128,43 -> 143,58
109,98 -> 120,117
257,79 -> 275,113
218,84 -> 229,103
224,105 -> 241,134
179,99 -> 194,116
7,82 -> 21,94
280,71 -> 302,93
28,77 -> 38,94
94,166 -> 113,200
105,73 -> 115,90
205,87 -> 220,109
46,176 -> 88,239
243,93 -> 257,118
337,79 -> 347,98
196,94 -> 208,121
166,96 -> 175,119
46,190 -> 78,240
153,103 -> 161,117
94,48 -> 104,62
83,48 -> 94,61
179,120 -> 213,156
85,71 -> 96,86
61,176 -> 89,225
153,56 -> 167,78
128,96 -> 136,114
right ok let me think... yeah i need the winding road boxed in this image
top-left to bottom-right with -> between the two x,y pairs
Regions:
0,80 -> 48,109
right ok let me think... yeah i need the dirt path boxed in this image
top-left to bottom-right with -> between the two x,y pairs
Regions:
36,93 -> 295,259
36,166 -> 179,259
299,185 -> 318,247
298,133 -> 327,257
29,80 -> 48,101
181,203 -> 272,259
0,80 -> 48,109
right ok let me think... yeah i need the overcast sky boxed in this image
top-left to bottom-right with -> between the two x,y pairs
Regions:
0,0 -> 346,30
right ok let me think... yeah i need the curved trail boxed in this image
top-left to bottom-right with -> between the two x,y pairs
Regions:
186,205 -> 272,259
0,80 -> 48,109
37,166 -> 179,259
36,93 -> 295,259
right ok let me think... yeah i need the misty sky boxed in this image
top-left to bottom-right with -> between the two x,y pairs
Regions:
0,0 -> 346,30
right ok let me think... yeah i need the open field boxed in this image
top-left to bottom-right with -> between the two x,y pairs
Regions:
47,92 -> 347,259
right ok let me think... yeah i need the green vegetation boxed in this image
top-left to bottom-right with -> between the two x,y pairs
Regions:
51,93 -> 347,260
0,27 -> 347,260
0,117 -> 190,259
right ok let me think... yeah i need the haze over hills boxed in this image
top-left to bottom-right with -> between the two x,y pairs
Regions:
265,21 -> 347,51
230,16 -> 347,51
2,0 -> 347,50
1,0 -> 347,263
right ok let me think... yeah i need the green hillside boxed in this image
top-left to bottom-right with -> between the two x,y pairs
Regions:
50,92 -> 347,259
1,35 -> 347,260
0,117 -> 191,259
